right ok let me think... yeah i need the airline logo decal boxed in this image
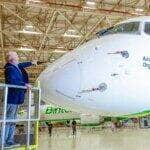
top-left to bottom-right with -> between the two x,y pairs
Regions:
45,106 -> 70,114
143,56 -> 150,69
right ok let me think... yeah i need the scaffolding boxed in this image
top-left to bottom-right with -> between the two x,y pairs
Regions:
0,83 -> 41,150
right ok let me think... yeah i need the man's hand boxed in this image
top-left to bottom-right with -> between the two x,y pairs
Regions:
32,60 -> 37,66
25,83 -> 32,90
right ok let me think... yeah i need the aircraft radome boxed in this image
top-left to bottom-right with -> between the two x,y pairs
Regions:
39,16 -> 150,116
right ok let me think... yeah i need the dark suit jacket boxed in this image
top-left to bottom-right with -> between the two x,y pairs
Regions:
4,62 -> 32,104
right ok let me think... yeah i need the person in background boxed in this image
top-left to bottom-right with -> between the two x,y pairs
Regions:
4,51 -> 37,147
72,119 -> 77,136
46,121 -> 53,137
66,120 -> 70,127
111,121 -> 117,132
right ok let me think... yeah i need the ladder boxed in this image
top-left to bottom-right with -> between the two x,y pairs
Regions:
0,83 -> 41,150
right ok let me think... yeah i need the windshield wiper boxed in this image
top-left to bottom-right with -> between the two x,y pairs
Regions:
96,26 -> 114,37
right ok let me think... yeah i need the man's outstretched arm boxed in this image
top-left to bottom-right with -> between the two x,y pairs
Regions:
19,61 -> 37,68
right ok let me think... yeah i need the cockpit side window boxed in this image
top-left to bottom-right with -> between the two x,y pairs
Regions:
144,22 -> 150,35
116,22 -> 140,33
96,22 -> 140,37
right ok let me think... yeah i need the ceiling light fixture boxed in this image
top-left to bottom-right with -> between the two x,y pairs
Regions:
15,29 -> 42,35
25,25 -> 34,29
67,29 -> 76,33
18,47 -> 36,51
53,50 -> 67,53
51,58 -> 55,60
86,1 -> 96,5
135,8 -> 144,12
83,1 -> 96,9
57,46 -> 64,49
63,33 -> 81,38
27,0 -> 41,3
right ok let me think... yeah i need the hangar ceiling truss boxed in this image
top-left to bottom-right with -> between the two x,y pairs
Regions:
0,0 -> 149,83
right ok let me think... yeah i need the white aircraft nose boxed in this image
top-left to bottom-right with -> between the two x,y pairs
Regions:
42,59 -> 81,101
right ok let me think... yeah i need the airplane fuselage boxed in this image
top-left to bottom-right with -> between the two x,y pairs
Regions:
39,16 -> 150,116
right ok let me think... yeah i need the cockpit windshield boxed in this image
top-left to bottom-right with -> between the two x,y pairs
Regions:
96,22 -> 140,37
144,22 -> 150,35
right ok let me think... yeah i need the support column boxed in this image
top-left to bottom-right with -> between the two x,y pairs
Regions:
0,5 -> 5,65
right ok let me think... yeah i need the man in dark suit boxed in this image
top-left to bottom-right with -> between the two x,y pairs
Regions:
4,51 -> 36,147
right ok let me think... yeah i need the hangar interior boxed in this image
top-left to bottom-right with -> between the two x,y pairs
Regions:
0,0 -> 150,150
1,0 -> 148,82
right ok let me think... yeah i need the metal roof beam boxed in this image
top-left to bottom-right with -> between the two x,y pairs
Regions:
0,1 -> 138,17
